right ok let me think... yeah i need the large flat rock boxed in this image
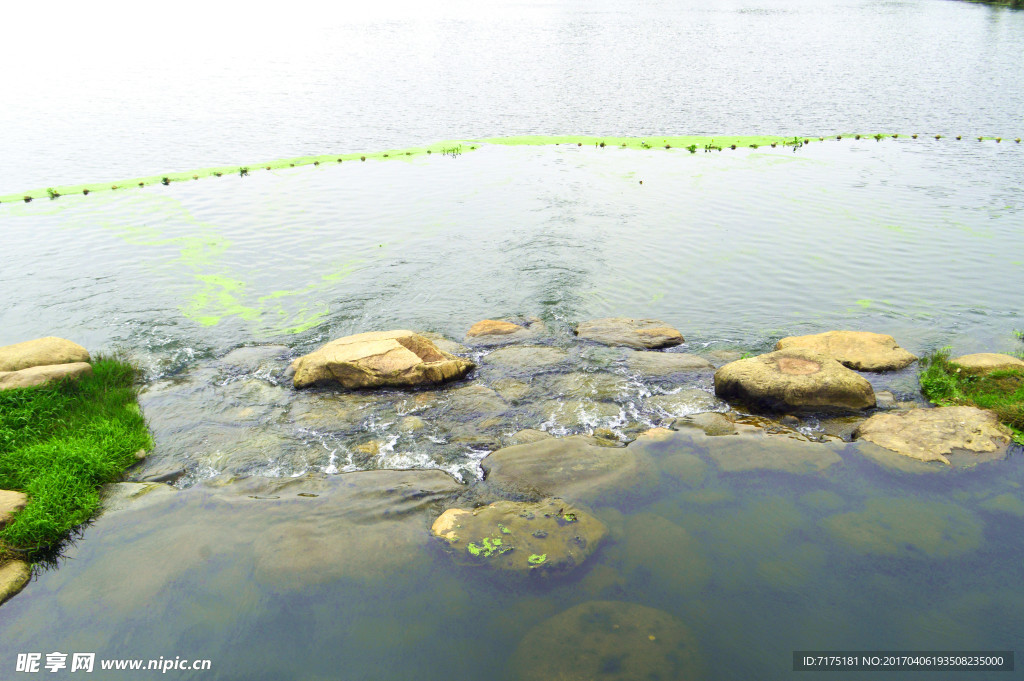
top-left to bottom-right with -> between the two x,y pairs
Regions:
626,350 -> 713,374
854,406 -> 1012,464
481,435 -> 654,504
0,362 -> 93,391
775,330 -> 917,372
0,336 -> 90,372
574,318 -> 683,349
289,330 -> 474,389
0,560 -> 31,606
714,348 -> 875,411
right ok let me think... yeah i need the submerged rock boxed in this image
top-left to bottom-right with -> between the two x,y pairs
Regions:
431,498 -> 606,575
626,350 -> 713,375
0,560 -> 31,606
0,489 -> 28,529
218,345 -> 289,373
481,435 -> 654,504
483,345 -> 568,369
503,429 -> 553,447
417,331 -> 469,355
0,362 -> 92,391
512,600 -> 703,681
823,497 -> 983,558
646,389 -> 721,416
775,330 -> 917,371
705,425 -> 844,474
950,353 -> 1024,375
574,318 -> 684,349
0,336 -> 90,372
714,348 -> 875,411
289,330 -> 474,389
854,406 -> 1012,464
673,411 -> 737,436
101,482 -> 178,515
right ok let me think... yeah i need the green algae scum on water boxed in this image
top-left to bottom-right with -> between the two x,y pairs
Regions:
3,133 -> 1019,204
0,358 -> 152,558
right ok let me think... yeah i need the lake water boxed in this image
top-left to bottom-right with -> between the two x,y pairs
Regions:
1,0 -> 1023,679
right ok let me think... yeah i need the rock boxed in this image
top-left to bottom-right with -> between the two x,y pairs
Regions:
950,353 -> 1024,375
714,349 -> 875,411
466,319 -> 524,337
503,429 -> 553,447
0,362 -> 93,391
673,412 -> 737,436
659,452 -> 708,487
706,428 -> 843,474
397,416 -> 426,432
626,350 -> 713,374
637,427 -> 674,441
463,319 -> 540,346
647,389 -> 721,416
101,482 -> 178,515
417,331 -> 469,355
854,406 -> 1012,464
483,345 -> 567,369
442,384 -> 508,419
0,560 -> 31,606
822,497 -> 982,558
491,378 -> 531,402
135,465 -> 187,485
979,493 -> 1024,517
619,513 -> 711,593
482,435 -> 653,504
512,600 -> 703,681
544,372 -> 628,401
0,336 -> 90,372
536,399 -> 623,430
574,318 -> 684,349
875,390 -> 897,409
431,498 -> 606,575
289,330 -> 474,389
0,490 -> 27,529
775,330 -> 917,371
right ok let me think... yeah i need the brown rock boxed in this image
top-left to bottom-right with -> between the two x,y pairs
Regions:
950,353 -> 1024,375
855,406 -> 1012,464
574,318 -> 683,349
775,330 -> 917,371
0,336 -> 90,372
0,560 -> 31,606
0,362 -> 93,391
714,349 -> 875,411
626,350 -> 713,374
0,490 -> 28,529
289,330 -> 474,389
466,319 -> 523,337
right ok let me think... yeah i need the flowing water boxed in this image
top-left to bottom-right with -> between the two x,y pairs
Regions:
1,0 -> 1023,679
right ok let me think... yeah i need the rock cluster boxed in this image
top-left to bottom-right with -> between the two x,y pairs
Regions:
0,337 -> 92,391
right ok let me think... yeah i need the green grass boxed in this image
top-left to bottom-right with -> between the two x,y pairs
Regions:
919,349 -> 1024,444
0,357 -> 152,559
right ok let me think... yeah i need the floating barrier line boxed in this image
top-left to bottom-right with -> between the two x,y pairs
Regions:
1,133 -> 1019,204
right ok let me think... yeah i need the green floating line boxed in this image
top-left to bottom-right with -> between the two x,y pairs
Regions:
2,133 -> 1019,204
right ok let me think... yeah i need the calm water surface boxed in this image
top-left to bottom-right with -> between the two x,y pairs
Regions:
1,1 -> 1023,680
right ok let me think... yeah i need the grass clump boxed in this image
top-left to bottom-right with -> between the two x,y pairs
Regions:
0,357 -> 152,559
919,349 -> 1024,444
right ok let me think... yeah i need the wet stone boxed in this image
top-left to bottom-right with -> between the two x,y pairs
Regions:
775,330 -> 917,372
855,406 -> 1012,465
626,350 -> 713,375
217,345 -> 289,373
574,318 -> 684,350
101,482 -> 178,515
431,498 -> 606,575
503,429 -> 553,447
512,600 -> 703,681
0,560 -> 31,606
646,389 -> 721,417
673,412 -> 737,436
483,345 -> 568,370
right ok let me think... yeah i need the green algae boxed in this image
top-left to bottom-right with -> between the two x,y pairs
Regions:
6,132 -> 1004,205
528,553 -> 547,565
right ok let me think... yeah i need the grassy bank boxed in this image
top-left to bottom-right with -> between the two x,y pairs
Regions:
0,357 -> 152,559
919,349 -> 1024,444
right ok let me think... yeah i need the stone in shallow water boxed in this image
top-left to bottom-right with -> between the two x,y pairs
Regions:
463,319 -> 540,346
431,498 -> 606,575
673,411 -> 737,436
822,497 -> 983,558
217,345 -> 289,373
289,330 -> 474,389
574,317 -> 684,349
626,350 -> 713,374
714,348 -> 875,411
0,362 -> 92,391
979,493 -> 1024,517
417,331 -> 469,355
503,429 -> 553,447
646,389 -> 721,416
512,600 -> 703,681
950,352 -> 1024,375
483,345 -> 568,369
0,336 -> 90,372
854,406 -> 1012,464
618,513 -> 710,593
101,482 -> 178,515
482,435 -> 655,504
0,560 -> 31,606
775,330 -> 917,371
672,420 -> 844,474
